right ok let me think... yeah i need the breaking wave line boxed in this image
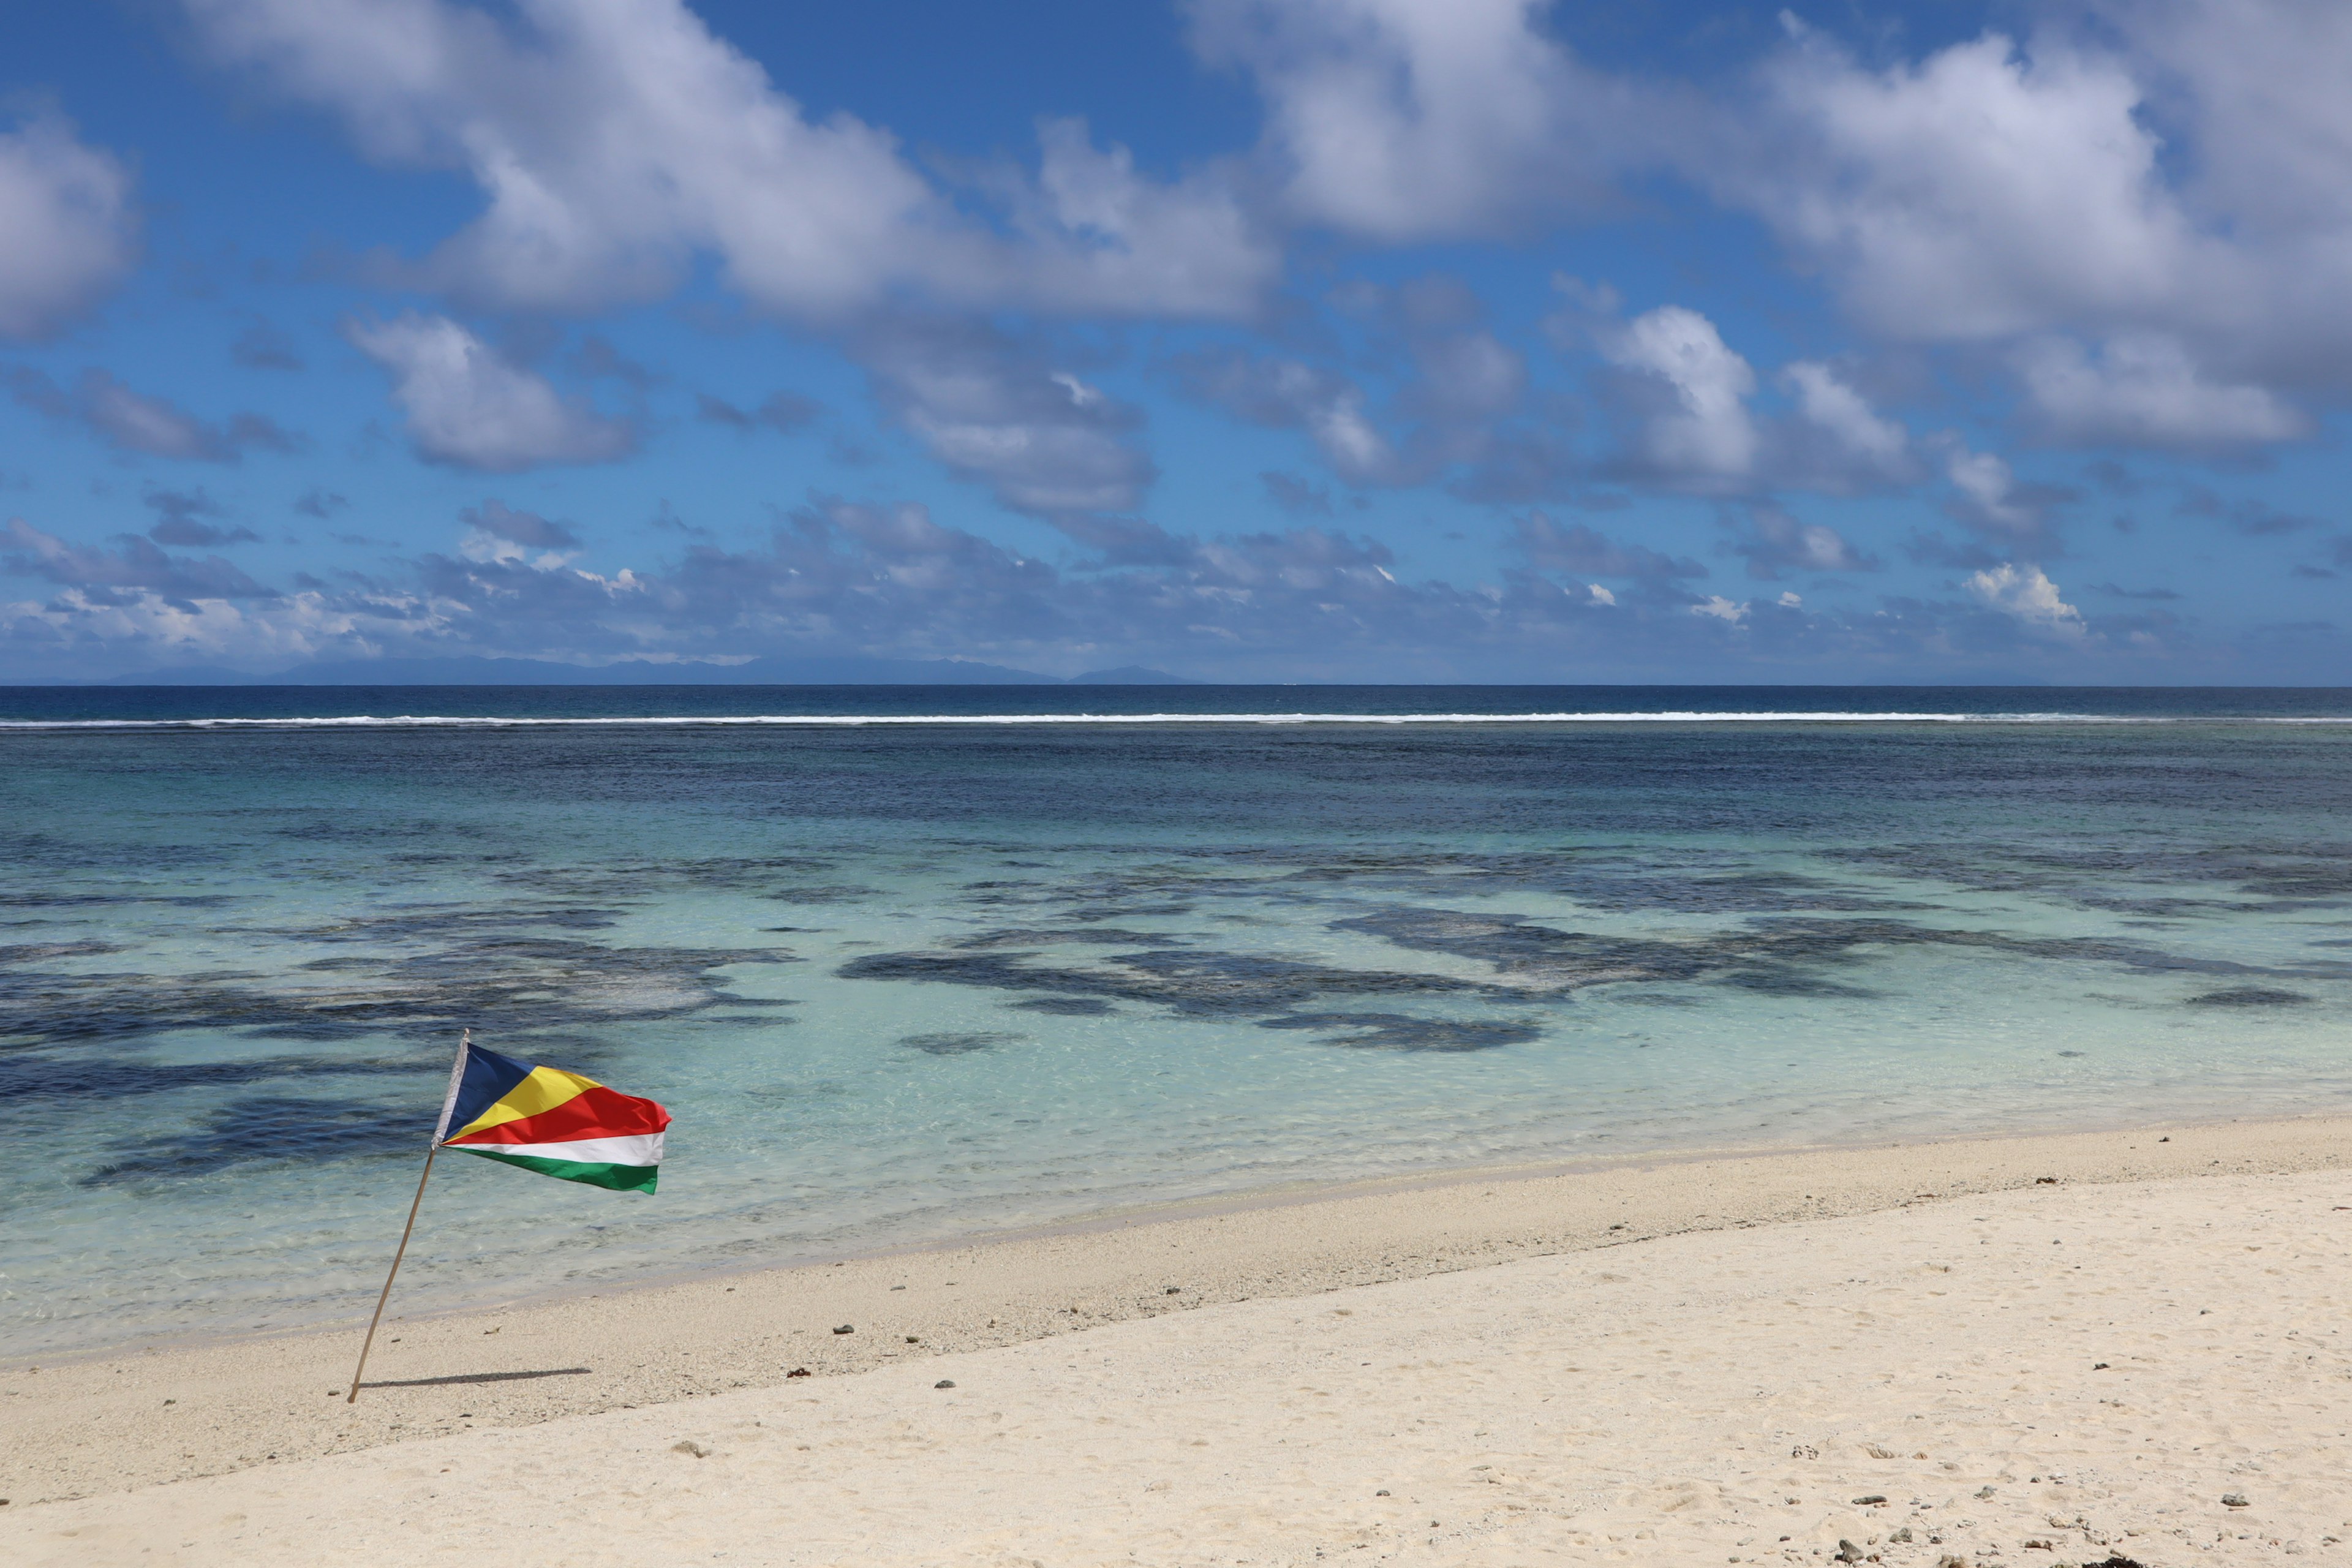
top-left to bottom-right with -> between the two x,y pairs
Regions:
9,710 -> 2352,731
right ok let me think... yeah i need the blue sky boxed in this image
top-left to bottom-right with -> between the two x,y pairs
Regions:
2,0 -> 2349,682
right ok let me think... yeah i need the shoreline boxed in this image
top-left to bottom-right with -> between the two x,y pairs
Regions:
21,1097 -> 2347,1372
7,1108 -> 2352,1510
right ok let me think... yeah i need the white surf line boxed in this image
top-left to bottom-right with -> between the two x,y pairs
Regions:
5,711 -> 2352,730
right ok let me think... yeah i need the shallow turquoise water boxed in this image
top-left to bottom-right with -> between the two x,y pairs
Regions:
6,688 -> 2351,1354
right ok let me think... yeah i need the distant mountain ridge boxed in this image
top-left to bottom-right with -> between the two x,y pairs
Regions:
48,655 -> 1200,687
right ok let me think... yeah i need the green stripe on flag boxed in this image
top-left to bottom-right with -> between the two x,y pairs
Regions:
453,1145 -> 660,1192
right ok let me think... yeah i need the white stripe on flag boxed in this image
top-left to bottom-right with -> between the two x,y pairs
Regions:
467,1133 -> 664,1167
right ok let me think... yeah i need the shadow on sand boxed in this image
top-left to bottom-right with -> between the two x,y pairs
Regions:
359,1366 -> 592,1389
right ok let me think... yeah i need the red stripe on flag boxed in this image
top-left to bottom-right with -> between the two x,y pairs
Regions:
444,1084 -> 671,1147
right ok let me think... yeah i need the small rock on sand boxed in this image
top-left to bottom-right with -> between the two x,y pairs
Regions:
934,1380 -> 956,1389
1833,1540 -> 1864,1564
833,1324 -> 854,1335
2223,1491 -> 2250,1507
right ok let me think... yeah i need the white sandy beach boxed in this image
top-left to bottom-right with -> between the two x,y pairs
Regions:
6,1116 -> 2351,1565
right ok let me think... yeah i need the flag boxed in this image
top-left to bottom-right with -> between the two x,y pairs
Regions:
433,1038 -> 671,1193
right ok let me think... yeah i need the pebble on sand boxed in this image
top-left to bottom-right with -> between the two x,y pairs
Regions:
934,1380 -> 956,1389
833,1324 -> 854,1335
2223,1491 -> 2251,1507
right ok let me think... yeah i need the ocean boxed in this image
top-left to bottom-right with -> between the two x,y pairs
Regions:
6,684 -> 2351,1355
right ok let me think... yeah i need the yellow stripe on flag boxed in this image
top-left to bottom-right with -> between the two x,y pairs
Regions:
451,1065 -> 600,1139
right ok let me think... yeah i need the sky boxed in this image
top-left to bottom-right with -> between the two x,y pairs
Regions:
3,0 -> 2351,684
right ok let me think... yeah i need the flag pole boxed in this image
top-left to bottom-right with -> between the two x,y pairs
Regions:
347,1028 -> 469,1404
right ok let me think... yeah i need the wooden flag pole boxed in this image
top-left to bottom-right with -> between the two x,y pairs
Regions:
347,1028 -> 468,1404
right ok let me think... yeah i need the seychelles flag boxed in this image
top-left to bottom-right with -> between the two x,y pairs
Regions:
433,1038 -> 671,1193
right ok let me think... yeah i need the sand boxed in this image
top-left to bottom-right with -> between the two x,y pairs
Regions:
6,1115 -> 2352,1564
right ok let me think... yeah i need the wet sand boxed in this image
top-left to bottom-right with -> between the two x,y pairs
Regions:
6,1114 -> 2352,1564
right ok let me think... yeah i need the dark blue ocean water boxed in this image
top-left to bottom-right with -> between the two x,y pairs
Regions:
8,682 -> 2352,723
6,685 -> 2351,1354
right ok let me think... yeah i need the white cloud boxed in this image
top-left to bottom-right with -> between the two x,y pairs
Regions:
1782,361 -> 1907,465
1194,1 -> 2352,450
1170,349 -> 1401,486
0,113 -> 137,339
0,576 -> 448,671
78,374 -> 229,461
859,320 -> 1155,518
1940,443 -> 2040,540
5,366 -> 302,462
1604,306 -> 1758,483
184,0 -> 1273,322
1718,12 -> 2352,423
2014,333 -> 2307,447
1690,595 -> 1748,625
2096,0 -> 2352,241
347,313 -> 633,472
3,516 -> 273,600
1012,119 -> 1278,318
1966,561 -> 2085,637
1737,30 -> 2203,343
1185,0 -> 1651,241
458,498 -> 580,567
1725,503 -> 1874,581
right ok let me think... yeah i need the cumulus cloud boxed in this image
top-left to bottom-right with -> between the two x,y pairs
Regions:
1730,29 -> 2203,344
1781,360 -> 1911,475
1170,347 -> 1399,486
1934,439 -> 2075,555
1966,560 -> 2086,637
1599,306 -> 1758,487
858,318 -> 1155,520
0,565 -> 444,674
394,494 -> 1443,669
347,313 -> 633,472
1512,511 -> 1704,584
4,366 -> 302,462
3,496 -> 2226,681
176,0 -> 2352,466
0,112 -> 137,339
1721,503 -> 1876,581
1171,282 -> 1528,494
2,516 -> 274,600
1177,3 -> 2352,452
2013,334 -> 2307,447
1705,10 -> 2352,431
458,498 -> 580,564
145,486 -> 259,547
1186,0 -> 1658,241
183,0 -> 1275,322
